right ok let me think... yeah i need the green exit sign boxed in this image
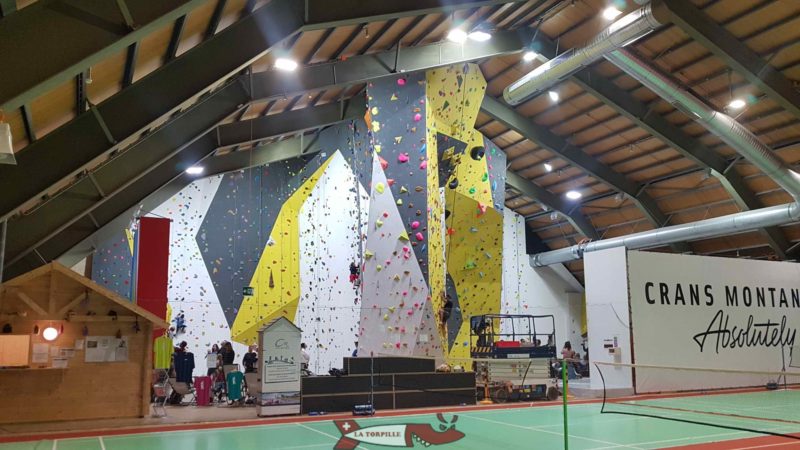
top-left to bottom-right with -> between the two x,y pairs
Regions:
243,286 -> 254,296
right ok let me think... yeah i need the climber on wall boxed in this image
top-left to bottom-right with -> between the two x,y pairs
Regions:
349,262 -> 360,286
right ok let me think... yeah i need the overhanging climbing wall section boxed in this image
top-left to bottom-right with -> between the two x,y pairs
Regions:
424,64 -> 506,362
357,65 -> 507,360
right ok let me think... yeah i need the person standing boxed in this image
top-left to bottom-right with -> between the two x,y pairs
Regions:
242,345 -> 258,373
219,341 -> 235,366
206,343 -> 220,376
300,343 -> 311,373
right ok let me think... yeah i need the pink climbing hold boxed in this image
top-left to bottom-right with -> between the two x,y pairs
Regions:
407,310 -> 414,316
415,232 -> 424,241
397,78 -> 406,86
398,153 -> 409,163
419,160 -> 428,170
396,342 -> 402,348
402,246 -> 410,252
410,221 -> 420,230
413,113 -> 422,122
379,157 -> 389,170
383,212 -> 389,218
402,291 -> 408,296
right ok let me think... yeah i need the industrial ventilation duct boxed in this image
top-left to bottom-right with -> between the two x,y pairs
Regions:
531,203 -> 800,267
513,0 -> 800,265
503,3 -> 661,105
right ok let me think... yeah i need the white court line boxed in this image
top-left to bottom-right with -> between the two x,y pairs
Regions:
734,442 -> 800,450
98,436 -> 106,450
51,440 -> 57,450
462,412 -> 644,449
281,444 -> 331,450
295,422 -> 370,450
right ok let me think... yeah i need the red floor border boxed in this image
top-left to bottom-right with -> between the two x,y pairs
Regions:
662,433 -> 800,449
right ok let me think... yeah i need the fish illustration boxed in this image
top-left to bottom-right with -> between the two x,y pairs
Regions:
333,414 -> 464,449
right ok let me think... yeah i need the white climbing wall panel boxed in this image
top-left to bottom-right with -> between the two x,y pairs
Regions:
296,151 -> 369,374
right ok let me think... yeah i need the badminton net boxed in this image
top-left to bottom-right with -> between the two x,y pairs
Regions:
596,362 -> 800,440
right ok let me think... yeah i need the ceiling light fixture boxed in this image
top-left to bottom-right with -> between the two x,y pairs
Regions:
43,326 -> 59,341
603,6 -> 623,20
566,190 -> 582,200
548,91 -> 559,102
274,57 -> 298,72
447,28 -> 468,43
468,30 -> 492,42
185,166 -> 204,175
543,161 -> 553,172
728,98 -> 746,109
522,50 -> 538,62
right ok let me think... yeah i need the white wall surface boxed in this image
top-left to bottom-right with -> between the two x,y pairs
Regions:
585,247 -> 633,390
627,250 -> 800,393
502,210 -> 583,351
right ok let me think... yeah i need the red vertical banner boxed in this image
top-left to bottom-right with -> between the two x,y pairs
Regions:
134,217 -> 171,337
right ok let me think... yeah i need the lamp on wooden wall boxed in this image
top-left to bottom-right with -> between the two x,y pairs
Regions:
42,326 -> 59,341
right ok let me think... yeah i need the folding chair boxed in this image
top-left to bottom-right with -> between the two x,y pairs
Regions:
152,381 -> 170,417
168,377 -> 196,405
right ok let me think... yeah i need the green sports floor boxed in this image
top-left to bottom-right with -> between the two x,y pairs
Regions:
1,392 -> 799,450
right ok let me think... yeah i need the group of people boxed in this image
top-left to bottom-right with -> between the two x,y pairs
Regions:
555,341 -> 590,379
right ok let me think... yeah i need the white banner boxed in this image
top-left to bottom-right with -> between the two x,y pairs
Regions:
627,251 -> 799,393
258,318 -> 302,416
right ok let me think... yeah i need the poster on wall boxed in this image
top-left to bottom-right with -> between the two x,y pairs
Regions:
258,317 -> 302,416
627,250 -> 799,393
84,336 -> 129,362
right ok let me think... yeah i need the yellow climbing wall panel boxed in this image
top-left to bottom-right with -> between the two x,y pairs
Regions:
449,128 -> 493,207
231,158 -> 332,344
426,64 -> 486,141
425,63 -> 502,362
444,191 -> 503,361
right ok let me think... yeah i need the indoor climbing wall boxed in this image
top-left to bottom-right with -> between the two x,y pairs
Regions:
502,209 -> 583,350
151,176 -> 249,365
426,64 -> 506,362
356,64 -> 507,361
295,150 -> 369,374
91,228 -> 135,299
92,122 -> 376,374
357,70 -> 449,358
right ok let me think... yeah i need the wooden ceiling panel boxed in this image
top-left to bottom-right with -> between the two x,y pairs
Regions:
690,231 -> 768,256
723,1 -> 800,43
398,13 -> 444,47
132,22 -> 174,85
175,0 -> 219,58
85,47 -> 127,106
216,0 -> 248,34
30,78 -> 76,140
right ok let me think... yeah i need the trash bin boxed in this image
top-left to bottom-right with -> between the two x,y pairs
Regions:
194,376 -> 212,406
